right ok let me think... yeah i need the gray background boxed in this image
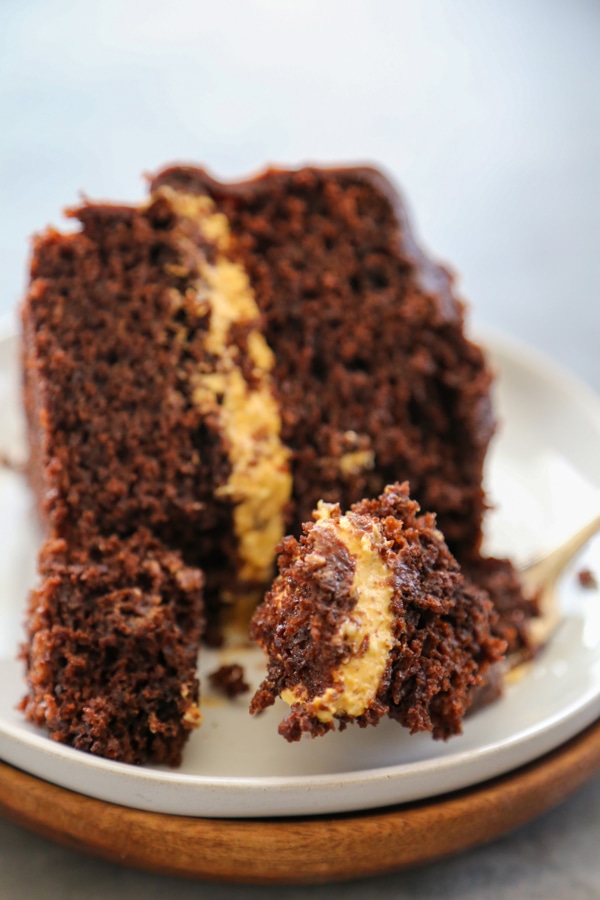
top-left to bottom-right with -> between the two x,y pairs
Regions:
1,1 -> 599,896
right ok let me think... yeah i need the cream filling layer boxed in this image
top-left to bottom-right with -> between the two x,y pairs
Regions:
281,502 -> 395,722
157,188 -> 292,587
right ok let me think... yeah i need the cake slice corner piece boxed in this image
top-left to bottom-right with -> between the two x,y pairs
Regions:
21,532 -> 205,767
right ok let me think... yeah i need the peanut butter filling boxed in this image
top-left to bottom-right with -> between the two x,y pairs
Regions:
156,188 -> 292,589
281,502 -> 395,722
338,430 -> 375,477
180,683 -> 203,729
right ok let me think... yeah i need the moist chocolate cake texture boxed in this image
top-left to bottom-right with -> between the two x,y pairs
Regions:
20,163 -> 534,763
21,533 -> 204,765
250,483 -> 505,741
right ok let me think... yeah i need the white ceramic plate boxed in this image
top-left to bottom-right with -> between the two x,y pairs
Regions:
1,325 -> 600,819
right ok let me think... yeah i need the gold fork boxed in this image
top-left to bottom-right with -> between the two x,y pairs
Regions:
520,513 -> 600,649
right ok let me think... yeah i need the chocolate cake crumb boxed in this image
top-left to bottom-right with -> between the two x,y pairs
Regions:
578,568 -> 598,590
209,664 -> 250,698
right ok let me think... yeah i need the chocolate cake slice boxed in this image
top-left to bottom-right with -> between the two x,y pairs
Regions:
250,483 -> 505,741
23,163 -> 512,615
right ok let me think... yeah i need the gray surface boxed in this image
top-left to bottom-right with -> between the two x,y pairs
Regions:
1,1 -> 599,896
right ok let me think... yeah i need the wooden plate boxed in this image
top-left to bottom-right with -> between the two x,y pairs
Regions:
2,718 -> 600,884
